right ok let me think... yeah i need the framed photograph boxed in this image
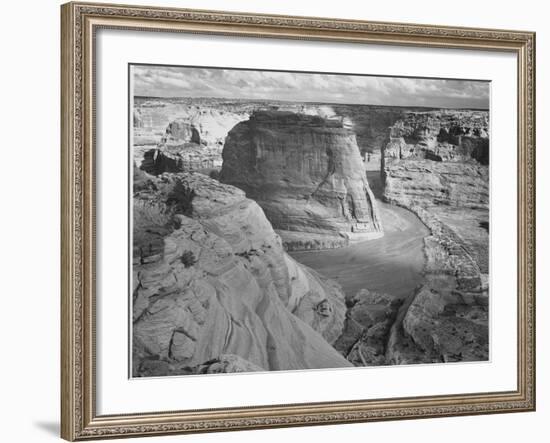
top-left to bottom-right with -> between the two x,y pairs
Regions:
61,1 -> 536,440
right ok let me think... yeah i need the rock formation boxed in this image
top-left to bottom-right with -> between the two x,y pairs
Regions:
163,119 -> 202,146
137,109 -> 252,175
333,289 -> 401,366
386,279 -> 488,364
220,111 -> 383,250
331,204 -> 489,366
382,111 -> 489,267
383,111 -> 489,165
133,98 -> 251,147
384,160 -> 489,209
140,143 -> 223,175
131,98 -> 491,370
135,353 -> 265,377
133,99 -> 251,174
378,110 -> 489,364
332,105 -> 407,155
132,170 -> 351,377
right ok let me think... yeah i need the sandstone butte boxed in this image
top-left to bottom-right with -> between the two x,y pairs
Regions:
132,169 -> 352,377
219,111 -> 383,251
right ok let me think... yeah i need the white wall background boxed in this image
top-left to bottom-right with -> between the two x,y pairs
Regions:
0,0 -> 546,442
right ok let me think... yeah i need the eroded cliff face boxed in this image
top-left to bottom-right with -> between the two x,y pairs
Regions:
133,99 -> 465,178
383,111 -> 489,172
132,170 -> 351,376
381,112 -> 489,265
332,106 -> 407,155
378,110 -> 489,364
134,99 -> 250,174
134,98 -> 251,146
220,111 -> 383,251
382,111 -> 489,204
384,161 -> 489,209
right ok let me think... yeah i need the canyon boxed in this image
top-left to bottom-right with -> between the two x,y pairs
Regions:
132,97 -> 490,374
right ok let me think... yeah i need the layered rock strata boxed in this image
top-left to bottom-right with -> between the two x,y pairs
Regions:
383,110 -> 489,164
377,111 -> 490,364
382,111 -> 489,272
140,143 -> 223,174
220,111 -> 383,250
134,101 -> 250,174
132,170 -> 351,377
384,160 -> 489,209
133,98 -> 250,148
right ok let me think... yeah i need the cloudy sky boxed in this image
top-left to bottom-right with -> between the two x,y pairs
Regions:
132,65 -> 489,109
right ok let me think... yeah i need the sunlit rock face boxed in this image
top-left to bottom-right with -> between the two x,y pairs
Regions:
379,110 -> 490,365
132,171 -> 351,377
383,111 -> 489,165
383,160 -> 489,209
220,111 -> 383,251
382,111 -> 490,245
134,99 -> 251,174
133,98 -> 251,148
385,279 -> 489,365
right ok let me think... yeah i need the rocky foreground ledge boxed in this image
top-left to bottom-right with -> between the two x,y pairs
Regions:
132,169 -> 352,376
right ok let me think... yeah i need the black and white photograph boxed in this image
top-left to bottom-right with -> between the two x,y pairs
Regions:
131,65 -> 490,377
1,0 -> 544,440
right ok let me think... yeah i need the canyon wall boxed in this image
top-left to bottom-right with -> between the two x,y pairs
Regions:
133,98 -> 252,146
383,110 -> 489,209
219,111 -> 383,250
382,111 -> 489,275
134,99 -> 468,178
377,110 -> 490,364
134,99 -> 251,174
333,105 -> 407,155
132,169 -> 351,376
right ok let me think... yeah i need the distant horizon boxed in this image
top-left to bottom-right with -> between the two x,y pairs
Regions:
132,65 -> 490,110
133,94 -> 490,111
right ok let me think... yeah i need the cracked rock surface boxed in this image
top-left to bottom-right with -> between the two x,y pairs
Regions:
132,170 -> 351,376
220,111 -> 383,250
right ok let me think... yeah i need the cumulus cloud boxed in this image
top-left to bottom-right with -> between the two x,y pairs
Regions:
132,65 -> 489,109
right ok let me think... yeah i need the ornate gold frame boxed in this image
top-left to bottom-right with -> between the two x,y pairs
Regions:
61,1 -> 536,440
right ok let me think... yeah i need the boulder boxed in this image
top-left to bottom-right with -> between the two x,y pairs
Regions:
386,283 -> 488,364
333,289 -> 402,366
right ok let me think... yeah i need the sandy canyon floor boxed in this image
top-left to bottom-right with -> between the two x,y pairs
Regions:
290,194 -> 429,302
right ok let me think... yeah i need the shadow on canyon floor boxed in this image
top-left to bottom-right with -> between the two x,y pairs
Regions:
366,170 -> 384,199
